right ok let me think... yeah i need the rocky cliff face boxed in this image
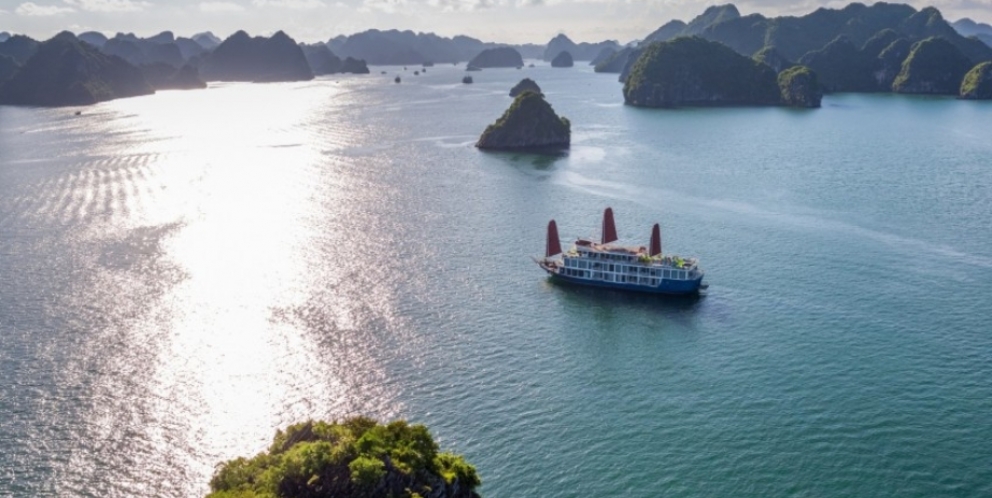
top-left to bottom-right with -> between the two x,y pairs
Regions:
959,61 -> 992,99
623,37 -> 780,108
551,51 -> 574,67
0,32 -> 152,106
892,36 -> 973,94
778,65 -> 823,107
476,91 -> 570,150
509,77 -> 541,97
199,30 -> 313,82
467,47 -> 523,68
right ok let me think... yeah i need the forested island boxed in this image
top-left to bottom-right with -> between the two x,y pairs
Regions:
1,1 -> 990,107
607,2 -> 992,106
477,91 -> 570,150
207,417 -> 480,498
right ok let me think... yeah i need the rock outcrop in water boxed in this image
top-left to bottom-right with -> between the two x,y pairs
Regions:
206,418 -> 481,498
959,61 -> 992,99
509,77 -> 541,97
892,36 -> 973,94
467,47 -> 523,68
777,65 -> 822,107
340,56 -> 370,74
0,32 -> 152,106
551,51 -> 574,68
476,91 -> 570,150
199,30 -> 313,82
623,36 -> 780,108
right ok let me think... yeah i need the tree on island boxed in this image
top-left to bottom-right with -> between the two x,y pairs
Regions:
207,417 -> 480,498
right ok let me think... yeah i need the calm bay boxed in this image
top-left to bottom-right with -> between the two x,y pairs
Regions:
2,63 -> 991,497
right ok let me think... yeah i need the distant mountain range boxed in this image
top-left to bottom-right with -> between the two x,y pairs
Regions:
326,29 -> 548,64
1,2 -> 990,107
598,3 -> 992,95
952,18 -> 992,48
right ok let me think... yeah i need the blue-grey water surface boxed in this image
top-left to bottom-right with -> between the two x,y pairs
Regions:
2,64 -> 992,497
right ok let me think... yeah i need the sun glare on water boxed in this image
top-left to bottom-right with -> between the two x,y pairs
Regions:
37,81 -> 408,495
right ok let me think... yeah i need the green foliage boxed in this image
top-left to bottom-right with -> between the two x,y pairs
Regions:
892,36 -> 973,94
798,36 -> 880,92
348,456 -> 385,487
207,417 -> 480,498
435,453 -> 481,488
623,36 -> 780,108
960,62 -> 992,100
752,46 -> 794,73
777,65 -> 823,107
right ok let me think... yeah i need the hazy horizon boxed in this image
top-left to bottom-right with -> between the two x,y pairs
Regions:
1,0 -> 990,46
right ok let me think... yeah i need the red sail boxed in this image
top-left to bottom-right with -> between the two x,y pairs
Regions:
649,223 -> 662,256
601,207 -> 618,244
546,220 -> 562,257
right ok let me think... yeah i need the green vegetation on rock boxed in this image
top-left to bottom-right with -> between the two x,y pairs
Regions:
623,36 -> 780,108
753,46 -> 794,73
206,417 -> 480,498
476,91 -> 570,149
778,65 -> 823,107
798,36 -> 879,92
959,61 -> 992,99
892,36 -> 973,94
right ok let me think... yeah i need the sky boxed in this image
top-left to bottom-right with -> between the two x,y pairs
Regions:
1,0 -> 990,44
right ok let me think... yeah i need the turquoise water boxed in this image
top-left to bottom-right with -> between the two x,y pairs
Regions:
2,64 -> 992,497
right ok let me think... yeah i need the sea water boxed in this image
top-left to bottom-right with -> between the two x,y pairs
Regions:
2,64 -> 991,497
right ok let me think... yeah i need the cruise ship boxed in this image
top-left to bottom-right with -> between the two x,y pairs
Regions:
537,208 -> 705,295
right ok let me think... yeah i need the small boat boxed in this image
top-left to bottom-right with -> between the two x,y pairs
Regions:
537,208 -> 705,295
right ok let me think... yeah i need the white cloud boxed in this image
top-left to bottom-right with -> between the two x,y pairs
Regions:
63,0 -> 151,12
360,0 -> 407,13
199,1 -> 246,12
15,2 -> 76,16
252,0 -> 327,8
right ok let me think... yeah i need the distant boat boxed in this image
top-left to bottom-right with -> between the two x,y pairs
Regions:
537,208 -> 705,295
395,76 -> 401,83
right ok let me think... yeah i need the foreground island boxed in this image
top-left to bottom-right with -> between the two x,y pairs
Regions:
207,417 -> 480,498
